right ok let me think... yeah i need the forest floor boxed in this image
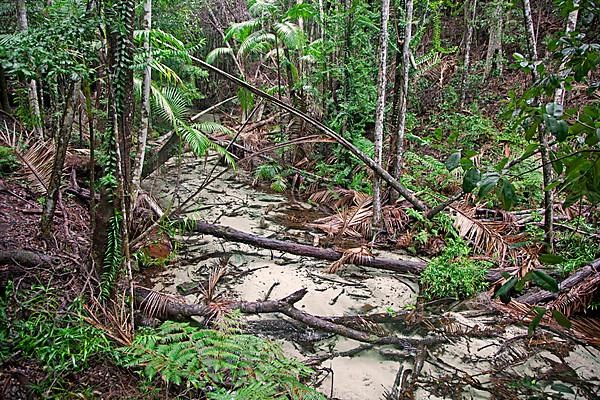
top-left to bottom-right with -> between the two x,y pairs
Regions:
0,178 -> 161,399
1,153 -> 600,399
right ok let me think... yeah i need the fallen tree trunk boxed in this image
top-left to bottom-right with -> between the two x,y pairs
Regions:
134,286 -> 430,350
185,221 -> 426,274
0,249 -> 61,267
517,258 -> 600,305
190,56 -> 430,212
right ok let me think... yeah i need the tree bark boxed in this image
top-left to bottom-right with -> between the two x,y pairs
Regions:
190,55 -> 430,213
372,0 -> 391,226
15,0 -> 43,139
392,0 -> 413,183
131,0 -> 152,205
0,66 -> 10,112
484,0 -> 504,78
517,258 -> 600,305
553,0 -> 580,106
134,286 -> 424,349
186,221 -> 426,274
459,0 -> 477,109
522,0 -> 554,252
40,81 -> 79,237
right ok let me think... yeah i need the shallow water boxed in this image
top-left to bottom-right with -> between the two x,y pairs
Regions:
142,155 -> 600,399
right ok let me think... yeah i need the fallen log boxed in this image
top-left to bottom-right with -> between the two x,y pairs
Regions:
517,258 -> 600,305
185,221 -> 426,274
134,286 -> 433,350
0,249 -> 61,267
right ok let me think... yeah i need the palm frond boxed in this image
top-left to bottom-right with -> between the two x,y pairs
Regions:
206,47 -> 234,65
143,82 -> 190,126
237,31 -> 276,57
273,21 -> 305,49
549,274 -> 600,317
328,246 -> 373,274
452,203 -> 531,267
138,286 -> 184,320
224,19 -> 261,42
177,123 -> 236,169
0,122 -> 55,194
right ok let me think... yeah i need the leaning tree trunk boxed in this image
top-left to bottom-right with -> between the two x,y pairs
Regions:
15,0 -> 43,139
131,0 -> 152,205
459,0 -> 477,109
522,0 -> 554,252
392,0 -> 414,184
40,81 -> 80,237
373,0 -> 391,226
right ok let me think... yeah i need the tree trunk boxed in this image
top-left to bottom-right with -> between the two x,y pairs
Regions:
191,55 -> 430,212
40,81 -> 80,237
459,0 -> 477,109
15,0 -> 43,139
0,65 -> 10,112
131,0 -> 152,205
186,221 -> 426,274
522,0 -> 554,251
484,0 -> 504,78
392,0 -> 413,184
373,0 -> 391,226
553,0 -> 579,106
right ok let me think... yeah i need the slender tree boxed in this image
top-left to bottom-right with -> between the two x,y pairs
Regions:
15,0 -> 43,138
131,0 -> 152,204
484,0 -> 504,78
459,0 -> 477,108
522,0 -> 554,251
373,0 -> 391,226
392,0 -> 413,183
553,0 -> 580,106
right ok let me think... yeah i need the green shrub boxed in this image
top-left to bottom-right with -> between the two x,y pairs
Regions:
420,239 -> 491,299
0,146 -> 18,174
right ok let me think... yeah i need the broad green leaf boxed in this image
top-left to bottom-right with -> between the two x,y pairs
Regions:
551,383 -> 575,394
551,310 -> 571,329
528,307 -> 546,336
498,178 -> 517,210
515,272 -> 533,292
462,168 -> 480,193
531,270 -> 559,292
495,276 -> 518,304
445,152 -> 461,171
538,254 -> 565,265
478,172 -> 500,197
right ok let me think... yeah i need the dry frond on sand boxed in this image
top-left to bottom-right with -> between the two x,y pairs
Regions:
328,246 -> 373,274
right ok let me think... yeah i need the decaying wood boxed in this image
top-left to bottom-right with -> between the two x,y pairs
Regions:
517,258 -> 600,305
185,221 -> 426,274
134,286 -> 429,350
0,249 -> 61,267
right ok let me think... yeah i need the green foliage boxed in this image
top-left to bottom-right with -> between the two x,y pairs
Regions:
420,239 -> 491,299
0,146 -> 18,175
118,319 -> 325,399
0,283 -> 111,374
101,211 -> 123,299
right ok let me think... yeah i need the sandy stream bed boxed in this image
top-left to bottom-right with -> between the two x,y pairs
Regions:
142,156 -> 600,399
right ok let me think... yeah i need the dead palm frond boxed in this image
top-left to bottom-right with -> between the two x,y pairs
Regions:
328,246 -> 373,274
202,256 -> 230,304
548,274 -> 600,317
84,291 -> 135,346
0,122 -> 55,194
309,187 -> 368,210
452,202 -> 531,268
138,286 -> 184,320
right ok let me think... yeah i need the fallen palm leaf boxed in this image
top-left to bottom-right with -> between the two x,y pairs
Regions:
328,246 -> 373,274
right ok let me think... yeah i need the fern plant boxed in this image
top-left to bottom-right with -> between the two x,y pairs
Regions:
118,320 -> 325,399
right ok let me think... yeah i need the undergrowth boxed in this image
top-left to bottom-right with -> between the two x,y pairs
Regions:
420,239 -> 491,300
118,315 -> 325,399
